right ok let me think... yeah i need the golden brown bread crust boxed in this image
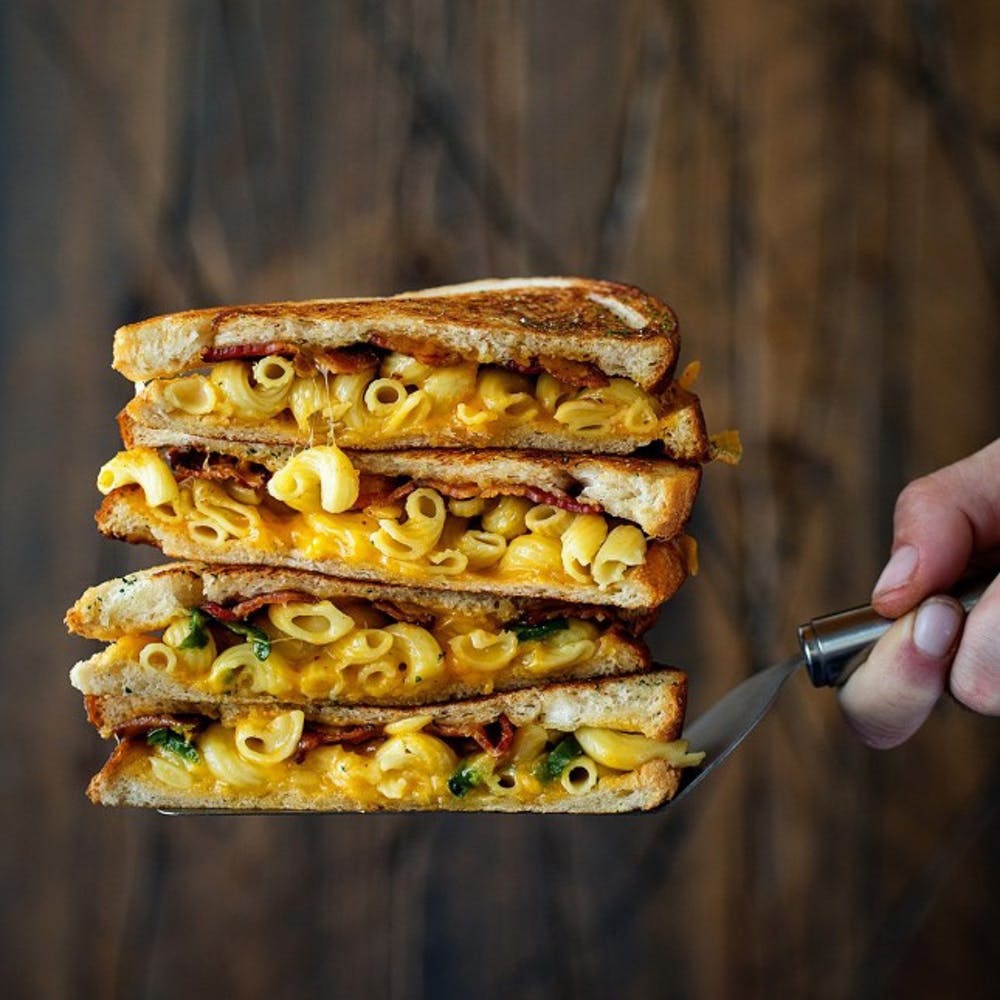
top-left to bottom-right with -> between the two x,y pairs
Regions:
84,667 -> 687,740
94,487 -> 690,610
112,277 -> 680,389
65,561 -> 657,638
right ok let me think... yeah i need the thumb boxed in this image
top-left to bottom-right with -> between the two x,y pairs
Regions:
838,596 -> 965,748
872,439 -> 1000,618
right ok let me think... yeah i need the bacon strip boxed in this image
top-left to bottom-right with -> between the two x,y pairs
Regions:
198,590 -> 309,623
311,345 -> 381,375
520,485 -> 603,514
507,602 -> 656,638
203,340 -> 382,376
112,714 -> 204,741
166,448 -> 268,490
432,714 -> 515,758
352,474 -> 413,511
296,724 -> 384,762
505,355 -> 609,389
366,332 -> 464,367
371,600 -> 437,629
202,337 -> 612,390
417,479 -> 603,514
202,340 -> 299,363
538,355 -> 609,389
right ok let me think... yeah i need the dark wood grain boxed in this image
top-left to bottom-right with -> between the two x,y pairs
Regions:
1,1 -> 997,998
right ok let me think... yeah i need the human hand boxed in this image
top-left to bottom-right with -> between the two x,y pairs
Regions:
838,438 -> 1000,747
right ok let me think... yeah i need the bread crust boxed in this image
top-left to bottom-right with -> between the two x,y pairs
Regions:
88,666 -> 686,737
83,664 -> 683,740
113,278 -> 680,389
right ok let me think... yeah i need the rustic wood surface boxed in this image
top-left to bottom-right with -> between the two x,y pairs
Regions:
1,2 -> 996,997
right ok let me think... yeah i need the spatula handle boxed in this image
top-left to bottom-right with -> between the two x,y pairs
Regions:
796,573 -> 992,687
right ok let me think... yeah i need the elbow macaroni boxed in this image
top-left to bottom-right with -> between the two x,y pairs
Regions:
267,445 -> 360,514
154,351 -> 674,446
141,714 -> 701,807
104,446 -> 656,600
97,448 -> 178,507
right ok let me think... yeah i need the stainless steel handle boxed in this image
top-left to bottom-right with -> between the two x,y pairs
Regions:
796,573 -> 993,687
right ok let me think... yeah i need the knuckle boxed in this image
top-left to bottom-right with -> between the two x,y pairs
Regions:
893,475 -> 942,525
950,674 -> 1000,715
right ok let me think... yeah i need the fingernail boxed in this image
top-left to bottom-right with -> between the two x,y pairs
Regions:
874,545 -> 918,597
913,598 -> 963,659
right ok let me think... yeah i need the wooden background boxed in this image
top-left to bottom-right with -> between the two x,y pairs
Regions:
1,2 -> 997,997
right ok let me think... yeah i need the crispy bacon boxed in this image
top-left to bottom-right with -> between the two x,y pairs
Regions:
224,590 -> 312,620
202,340 -> 382,378
352,474 -> 414,511
538,355 -> 609,389
112,714 -> 204,741
371,599 -> 437,629
202,340 -> 299,363
508,602 -> 656,638
311,345 -> 382,375
166,448 -> 268,490
198,590 -> 310,622
366,331 -> 464,367
417,478 -> 603,514
296,724 -> 384,762
505,355 -> 609,389
432,714 -> 514,758
520,485 -> 603,514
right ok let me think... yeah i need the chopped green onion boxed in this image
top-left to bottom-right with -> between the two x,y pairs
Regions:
219,620 -> 271,660
146,727 -> 199,764
448,755 -> 493,797
512,618 -> 568,643
535,735 -> 584,783
179,609 -> 209,649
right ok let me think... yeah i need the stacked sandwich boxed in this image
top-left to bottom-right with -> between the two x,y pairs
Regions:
68,277 -> 730,813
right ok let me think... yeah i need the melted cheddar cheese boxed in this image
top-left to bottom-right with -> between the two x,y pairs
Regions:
118,607 -> 620,704
98,448 -> 651,594
146,351 -> 691,447
139,710 -> 704,808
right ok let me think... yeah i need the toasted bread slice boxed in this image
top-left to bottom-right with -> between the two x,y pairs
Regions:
84,669 -> 694,812
65,561 -> 653,640
113,277 -> 680,388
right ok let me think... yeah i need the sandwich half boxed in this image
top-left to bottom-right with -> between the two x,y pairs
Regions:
94,443 -> 700,609
113,277 -> 710,458
82,669 -> 704,813
68,562 -> 655,709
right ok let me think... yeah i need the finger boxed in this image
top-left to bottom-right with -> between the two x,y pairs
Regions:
872,439 -> 1000,619
949,571 -> 1000,715
838,596 -> 964,748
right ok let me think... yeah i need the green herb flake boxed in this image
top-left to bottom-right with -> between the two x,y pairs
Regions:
534,735 -> 584,783
512,618 -> 569,643
448,757 -> 488,797
146,727 -> 199,764
179,608 -> 210,650
217,619 -> 271,660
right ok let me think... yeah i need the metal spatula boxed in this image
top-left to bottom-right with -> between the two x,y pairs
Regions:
669,575 -> 991,806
